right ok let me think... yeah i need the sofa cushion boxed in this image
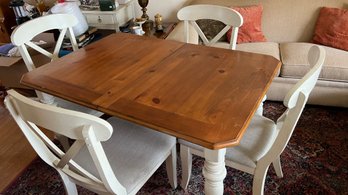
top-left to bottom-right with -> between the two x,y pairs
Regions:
213,42 -> 280,76
280,42 -> 348,82
227,4 -> 267,44
312,7 -> 348,51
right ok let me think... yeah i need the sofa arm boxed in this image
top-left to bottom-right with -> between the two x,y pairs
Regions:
166,22 -> 199,44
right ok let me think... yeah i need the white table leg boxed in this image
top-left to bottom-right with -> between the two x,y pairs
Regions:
203,148 -> 227,195
256,95 -> 267,115
36,90 -> 56,105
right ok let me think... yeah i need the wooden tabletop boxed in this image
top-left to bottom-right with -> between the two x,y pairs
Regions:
21,33 -> 281,149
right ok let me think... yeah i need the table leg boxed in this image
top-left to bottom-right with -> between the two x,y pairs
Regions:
36,91 -> 56,105
203,148 -> 227,195
256,95 -> 267,115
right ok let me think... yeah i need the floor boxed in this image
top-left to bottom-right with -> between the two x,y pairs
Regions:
0,99 -> 37,191
0,88 -> 53,191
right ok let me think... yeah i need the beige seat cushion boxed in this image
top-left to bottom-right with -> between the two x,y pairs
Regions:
236,42 -> 280,60
280,42 -> 348,82
179,114 -> 277,168
213,42 -> 280,60
213,42 -> 280,76
74,117 -> 176,194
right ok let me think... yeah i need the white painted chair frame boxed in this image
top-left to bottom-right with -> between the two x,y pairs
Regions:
11,14 -> 104,151
177,4 -> 243,50
179,45 -> 326,195
5,89 -> 177,195
11,13 -> 78,105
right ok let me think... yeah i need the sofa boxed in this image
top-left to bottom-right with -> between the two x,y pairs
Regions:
166,0 -> 348,107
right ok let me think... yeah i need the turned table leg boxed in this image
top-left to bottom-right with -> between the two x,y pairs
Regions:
203,148 -> 227,195
256,95 -> 267,115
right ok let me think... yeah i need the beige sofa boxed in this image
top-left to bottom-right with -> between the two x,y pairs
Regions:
166,0 -> 348,107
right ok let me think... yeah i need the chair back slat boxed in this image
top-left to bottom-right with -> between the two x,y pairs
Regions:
56,140 -> 86,168
25,41 -> 54,58
178,4 -> 243,50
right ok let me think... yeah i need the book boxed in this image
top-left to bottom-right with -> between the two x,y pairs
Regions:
66,27 -> 98,43
62,34 -> 95,49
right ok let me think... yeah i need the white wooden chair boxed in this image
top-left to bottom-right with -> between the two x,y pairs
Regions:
179,45 -> 326,195
10,13 -> 102,117
4,89 -> 177,195
177,4 -> 243,50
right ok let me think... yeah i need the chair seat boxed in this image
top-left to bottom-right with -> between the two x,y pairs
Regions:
179,115 -> 277,169
55,97 -> 104,117
74,117 -> 176,194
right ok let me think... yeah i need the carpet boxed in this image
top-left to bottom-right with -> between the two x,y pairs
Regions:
2,101 -> 348,194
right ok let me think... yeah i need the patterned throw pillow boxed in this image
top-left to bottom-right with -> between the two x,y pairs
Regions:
227,4 -> 267,44
312,7 -> 348,51
196,19 -> 228,42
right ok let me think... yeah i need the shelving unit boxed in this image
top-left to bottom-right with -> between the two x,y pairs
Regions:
81,0 -> 135,32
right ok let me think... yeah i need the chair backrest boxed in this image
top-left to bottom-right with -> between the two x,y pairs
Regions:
4,89 -> 127,194
264,45 -> 326,162
11,13 -> 78,72
11,13 -> 79,104
177,4 -> 243,50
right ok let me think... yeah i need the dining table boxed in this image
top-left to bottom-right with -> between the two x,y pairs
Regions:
21,33 -> 281,194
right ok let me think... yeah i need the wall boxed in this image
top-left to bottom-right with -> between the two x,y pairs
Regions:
134,0 -> 189,22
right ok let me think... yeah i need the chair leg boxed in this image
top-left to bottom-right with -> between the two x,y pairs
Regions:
252,164 -> 270,195
272,156 -> 283,178
180,144 -> 192,190
57,169 -> 78,195
166,146 -> 178,189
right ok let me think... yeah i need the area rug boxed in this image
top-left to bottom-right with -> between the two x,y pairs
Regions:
2,101 -> 348,194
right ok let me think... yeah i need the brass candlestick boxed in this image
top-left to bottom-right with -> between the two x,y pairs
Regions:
138,0 -> 149,20
138,0 -> 153,30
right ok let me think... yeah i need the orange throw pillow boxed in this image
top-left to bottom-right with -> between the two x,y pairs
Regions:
227,4 -> 267,44
313,7 -> 348,51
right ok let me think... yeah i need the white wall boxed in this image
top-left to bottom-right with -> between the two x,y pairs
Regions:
134,0 -> 189,22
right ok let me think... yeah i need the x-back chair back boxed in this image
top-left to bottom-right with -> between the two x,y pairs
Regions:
11,13 -> 78,104
177,4 -> 243,50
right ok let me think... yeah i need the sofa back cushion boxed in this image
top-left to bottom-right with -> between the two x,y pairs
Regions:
280,42 -> 348,82
312,7 -> 348,51
189,0 -> 348,43
226,4 -> 267,44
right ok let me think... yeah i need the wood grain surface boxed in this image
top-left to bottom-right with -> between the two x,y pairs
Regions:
21,33 -> 281,149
